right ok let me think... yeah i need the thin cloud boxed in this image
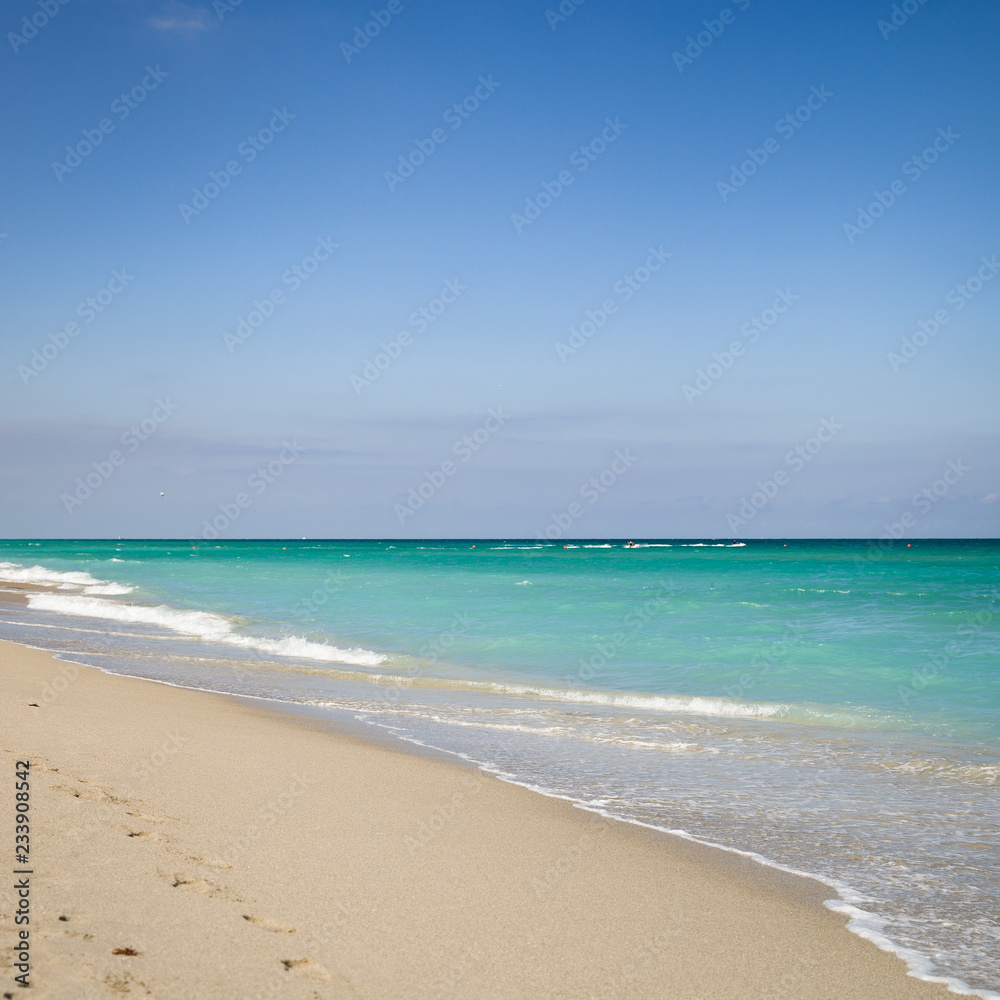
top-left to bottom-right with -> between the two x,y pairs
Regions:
149,3 -> 212,33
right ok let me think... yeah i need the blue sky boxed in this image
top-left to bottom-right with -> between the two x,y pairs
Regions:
1,0 -> 998,538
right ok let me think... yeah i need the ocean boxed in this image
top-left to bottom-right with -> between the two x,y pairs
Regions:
0,538 -> 997,996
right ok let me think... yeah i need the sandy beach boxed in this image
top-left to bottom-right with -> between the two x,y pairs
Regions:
0,633 -> 958,1000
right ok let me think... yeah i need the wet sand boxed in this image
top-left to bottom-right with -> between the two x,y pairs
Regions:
0,639 -> 957,999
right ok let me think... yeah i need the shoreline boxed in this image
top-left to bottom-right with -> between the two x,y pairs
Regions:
0,635 -> 964,999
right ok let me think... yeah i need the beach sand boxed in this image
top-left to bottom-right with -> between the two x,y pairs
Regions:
0,637 -> 957,1000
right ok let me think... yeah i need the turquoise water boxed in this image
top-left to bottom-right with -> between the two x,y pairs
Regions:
0,539 -> 997,995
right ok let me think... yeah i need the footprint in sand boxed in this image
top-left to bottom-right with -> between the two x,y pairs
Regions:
127,830 -> 159,840
53,784 -> 84,798
280,957 -> 332,980
168,873 -> 241,902
170,875 -> 216,894
188,854 -> 233,869
55,783 -> 124,804
102,971 -> 155,997
243,914 -> 297,933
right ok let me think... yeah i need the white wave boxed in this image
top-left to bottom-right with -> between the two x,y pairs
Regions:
476,686 -> 786,719
252,666 -> 874,730
368,713 -> 573,736
428,681 -> 899,730
227,633 -> 385,666
0,560 -> 135,596
879,759 -> 999,786
16,585 -> 889,730
824,900 -> 1000,999
25,593 -> 386,668
29,593 -> 229,635
514,580 -> 533,586
587,736 -> 718,753
0,561 -> 109,589
83,583 -> 134,596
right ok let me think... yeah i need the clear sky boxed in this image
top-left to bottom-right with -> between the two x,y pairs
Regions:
2,0 -> 998,538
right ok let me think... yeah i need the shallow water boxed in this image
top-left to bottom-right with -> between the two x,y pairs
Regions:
1,538 -> 997,995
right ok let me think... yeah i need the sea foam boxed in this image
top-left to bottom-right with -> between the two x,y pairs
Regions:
0,561 -> 132,594
26,592 -> 386,668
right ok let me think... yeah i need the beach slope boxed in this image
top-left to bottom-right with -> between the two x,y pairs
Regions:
0,639 -> 956,999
